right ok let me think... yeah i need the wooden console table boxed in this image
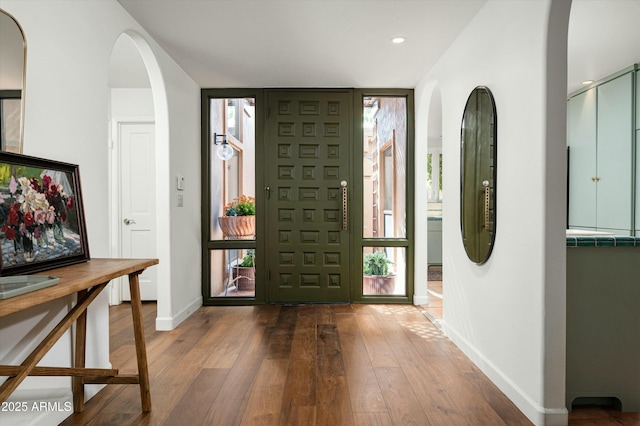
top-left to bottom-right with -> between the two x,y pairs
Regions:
0,258 -> 158,412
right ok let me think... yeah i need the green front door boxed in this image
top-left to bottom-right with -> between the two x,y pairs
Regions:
265,90 -> 352,303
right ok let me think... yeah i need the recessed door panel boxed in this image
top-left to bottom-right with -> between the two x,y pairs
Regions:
266,91 -> 351,303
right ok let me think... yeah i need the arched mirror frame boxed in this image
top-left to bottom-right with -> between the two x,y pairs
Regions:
460,86 -> 497,264
0,8 -> 26,154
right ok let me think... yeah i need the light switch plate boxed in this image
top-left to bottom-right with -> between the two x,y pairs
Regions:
177,175 -> 185,190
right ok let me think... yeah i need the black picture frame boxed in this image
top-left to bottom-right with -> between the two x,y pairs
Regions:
0,152 -> 90,275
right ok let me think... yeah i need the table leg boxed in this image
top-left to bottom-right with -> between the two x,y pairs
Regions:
0,284 -> 106,404
72,289 -> 88,412
128,272 -> 151,411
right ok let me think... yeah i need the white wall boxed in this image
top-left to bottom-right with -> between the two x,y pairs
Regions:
111,88 -> 154,117
415,1 -> 570,425
164,48 -> 203,328
414,79 -> 439,305
0,0 -> 201,423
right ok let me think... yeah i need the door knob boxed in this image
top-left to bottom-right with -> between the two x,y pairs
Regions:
123,218 -> 136,225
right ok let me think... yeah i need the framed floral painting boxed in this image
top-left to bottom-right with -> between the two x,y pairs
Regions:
0,152 -> 89,275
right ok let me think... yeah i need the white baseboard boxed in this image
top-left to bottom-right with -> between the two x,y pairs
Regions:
413,294 -> 430,305
443,323 -> 568,426
155,296 -> 202,331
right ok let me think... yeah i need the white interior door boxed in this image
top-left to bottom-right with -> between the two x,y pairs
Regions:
120,122 -> 157,301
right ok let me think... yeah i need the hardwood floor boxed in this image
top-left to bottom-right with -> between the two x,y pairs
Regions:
60,303 -> 638,425
420,278 -> 443,323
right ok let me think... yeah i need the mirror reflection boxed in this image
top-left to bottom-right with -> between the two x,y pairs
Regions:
0,9 -> 26,153
460,86 -> 497,264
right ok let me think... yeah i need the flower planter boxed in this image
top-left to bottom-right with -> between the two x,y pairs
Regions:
232,266 -> 255,291
363,275 -> 396,295
217,216 -> 255,239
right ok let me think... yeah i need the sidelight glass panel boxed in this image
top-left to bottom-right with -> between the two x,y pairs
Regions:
210,248 -> 256,297
362,97 -> 406,238
209,98 -> 256,241
207,97 -> 256,300
362,246 -> 406,296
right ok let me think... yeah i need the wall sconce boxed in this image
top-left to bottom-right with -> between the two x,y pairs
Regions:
213,133 -> 233,161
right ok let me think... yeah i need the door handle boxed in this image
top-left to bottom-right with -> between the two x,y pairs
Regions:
341,181 -> 348,231
123,218 -> 136,225
483,180 -> 491,231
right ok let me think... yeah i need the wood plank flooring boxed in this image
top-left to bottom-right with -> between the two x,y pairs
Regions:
59,303 -> 639,425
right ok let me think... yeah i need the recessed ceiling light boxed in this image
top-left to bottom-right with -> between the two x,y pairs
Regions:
581,80 -> 594,85
391,37 -> 405,44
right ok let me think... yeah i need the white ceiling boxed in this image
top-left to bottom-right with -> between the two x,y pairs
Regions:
2,1 -> 639,93
113,0 -> 640,92
567,0 -> 640,94
116,0 -> 487,88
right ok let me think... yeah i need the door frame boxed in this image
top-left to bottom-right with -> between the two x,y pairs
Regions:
108,116 -> 155,305
352,89 -> 415,303
201,89 -> 266,305
201,88 -> 414,305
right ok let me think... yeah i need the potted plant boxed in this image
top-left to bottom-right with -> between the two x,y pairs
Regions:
232,249 -> 255,291
218,195 -> 256,239
363,250 -> 396,295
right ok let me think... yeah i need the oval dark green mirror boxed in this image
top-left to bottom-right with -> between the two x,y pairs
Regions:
0,8 -> 26,153
460,86 -> 496,264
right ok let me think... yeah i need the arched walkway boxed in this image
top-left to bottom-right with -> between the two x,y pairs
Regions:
108,31 -> 171,330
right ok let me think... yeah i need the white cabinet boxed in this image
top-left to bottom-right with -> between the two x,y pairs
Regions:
568,88 -> 597,229
427,217 -> 442,266
595,72 -> 633,232
568,70 -> 635,235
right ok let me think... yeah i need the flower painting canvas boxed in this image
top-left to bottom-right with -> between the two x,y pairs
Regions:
0,152 -> 89,275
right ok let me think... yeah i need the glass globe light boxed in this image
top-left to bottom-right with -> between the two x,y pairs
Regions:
217,143 -> 234,161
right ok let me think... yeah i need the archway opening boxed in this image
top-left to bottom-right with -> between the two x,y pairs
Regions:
108,31 -> 170,330
421,84 -> 443,322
